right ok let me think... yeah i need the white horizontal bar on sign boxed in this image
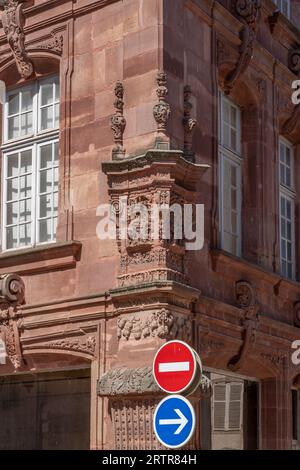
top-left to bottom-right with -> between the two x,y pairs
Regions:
159,361 -> 190,373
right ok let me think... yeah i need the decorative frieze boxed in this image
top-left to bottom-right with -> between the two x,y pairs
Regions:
28,336 -> 96,356
98,367 -> 161,397
117,309 -> 192,342
0,0 -> 34,79
111,81 -> 126,159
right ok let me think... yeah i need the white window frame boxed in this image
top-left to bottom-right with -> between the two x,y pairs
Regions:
279,137 -> 296,280
1,75 -> 60,252
219,93 -> 242,257
273,0 -> 291,19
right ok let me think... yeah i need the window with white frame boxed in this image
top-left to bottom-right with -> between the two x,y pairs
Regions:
212,381 -> 244,432
2,76 -> 59,251
279,138 -> 295,280
273,0 -> 291,19
219,93 -> 242,257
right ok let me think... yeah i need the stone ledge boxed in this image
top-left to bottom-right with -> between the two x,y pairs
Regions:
0,241 -> 82,276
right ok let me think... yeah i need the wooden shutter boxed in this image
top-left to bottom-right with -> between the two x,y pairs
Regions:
228,383 -> 243,431
213,383 -> 226,431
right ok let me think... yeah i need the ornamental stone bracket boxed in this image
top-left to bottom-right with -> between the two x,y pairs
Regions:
227,280 -> 260,371
0,273 -> 25,369
222,0 -> 261,94
0,0 -> 34,79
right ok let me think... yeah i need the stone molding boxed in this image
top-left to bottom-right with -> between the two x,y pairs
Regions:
98,366 -> 161,397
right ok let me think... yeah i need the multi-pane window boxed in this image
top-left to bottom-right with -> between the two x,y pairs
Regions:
212,382 -> 243,432
279,139 -> 295,280
273,0 -> 290,18
219,93 -> 242,257
2,76 -> 59,251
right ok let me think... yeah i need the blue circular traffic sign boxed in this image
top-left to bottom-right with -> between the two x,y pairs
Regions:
153,395 -> 195,449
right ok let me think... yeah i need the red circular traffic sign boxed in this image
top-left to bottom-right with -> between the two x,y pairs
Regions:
153,340 -> 200,394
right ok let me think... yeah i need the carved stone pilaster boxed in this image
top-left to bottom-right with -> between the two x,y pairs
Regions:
153,72 -> 171,148
111,81 -> 126,160
183,85 -> 197,161
0,0 -> 34,79
0,274 -> 25,369
223,0 -> 261,94
228,280 -> 260,371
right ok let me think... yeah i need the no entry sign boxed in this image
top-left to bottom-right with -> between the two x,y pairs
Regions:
153,340 -> 201,394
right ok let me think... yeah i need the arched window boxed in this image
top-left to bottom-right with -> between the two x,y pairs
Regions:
2,75 -> 60,250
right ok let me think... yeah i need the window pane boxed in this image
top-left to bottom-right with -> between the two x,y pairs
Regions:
53,217 -> 58,237
7,153 -> 18,177
40,169 -> 52,193
40,194 -> 52,218
6,202 -> 18,225
6,226 -> 18,249
39,219 -> 52,243
20,150 -> 32,174
21,89 -> 33,112
8,116 -> 19,139
41,83 -> 54,106
54,167 -> 59,190
223,124 -> 230,148
20,175 -> 32,199
54,142 -> 59,161
20,112 -> 33,136
40,144 -> 53,169
8,93 -> 19,116
53,192 -> 58,212
19,199 -> 31,223
41,106 -> 53,130
19,224 -> 31,247
55,79 -> 60,101
230,106 -> 237,128
7,178 -> 18,201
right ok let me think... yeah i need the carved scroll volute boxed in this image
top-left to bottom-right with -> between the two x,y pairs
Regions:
289,49 -> 300,74
1,0 -> 34,79
223,0 -> 261,94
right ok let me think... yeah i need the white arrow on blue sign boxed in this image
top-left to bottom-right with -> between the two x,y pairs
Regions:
153,395 -> 195,449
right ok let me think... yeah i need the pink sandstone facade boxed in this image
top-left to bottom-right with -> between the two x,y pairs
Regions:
0,0 -> 300,450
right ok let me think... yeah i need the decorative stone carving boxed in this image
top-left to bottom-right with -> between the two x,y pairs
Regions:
111,81 -> 126,160
223,0 -> 261,93
0,274 -> 25,369
40,30 -> 64,55
183,85 -> 197,161
153,72 -> 171,147
228,280 -> 260,371
98,367 -> 161,397
117,309 -> 192,342
289,48 -> 300,74
29,336 -> 96,356
0,0 -> 34,79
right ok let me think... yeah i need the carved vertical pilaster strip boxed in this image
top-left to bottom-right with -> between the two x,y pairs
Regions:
153,72 -> 171,149
183,85 -> 197,161
111,81 -> 126,160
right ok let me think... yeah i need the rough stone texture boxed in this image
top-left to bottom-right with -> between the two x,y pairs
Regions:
0,0 -> 299,450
